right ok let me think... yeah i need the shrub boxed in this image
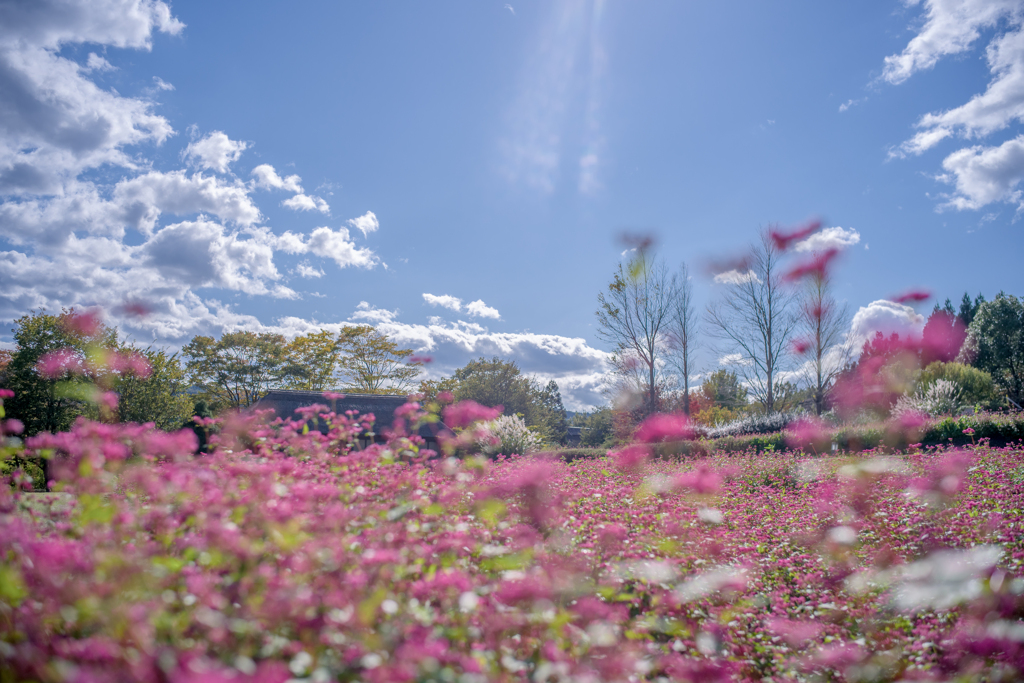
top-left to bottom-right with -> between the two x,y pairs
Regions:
706,411 -> 799,438
893,379 -> 964,418
478,413 -> 542,456
918,361 -> 999,409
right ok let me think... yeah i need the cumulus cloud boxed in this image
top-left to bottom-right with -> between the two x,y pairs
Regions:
272,225 -> 377,269
937,135 -> 1024,210
294,261 -> 323,278
251,164 -> 303,193
713,269 -> 759,285
84,52 -> 114,72
282,193 -> 330,213
884,1 -> 1024,211
793,226 -> 861,252
466,299 -> 501,319
881,0 -> 1019,86
350,301 -> 398,324
183,131 -> 248,173
347,211 -> 379,236
718,353 -> 752,367
848,299 -> 926,349
113,171 -> 262,233
423,293 -> 463,311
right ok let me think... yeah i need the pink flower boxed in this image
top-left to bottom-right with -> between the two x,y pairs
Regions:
787,417 -> 830,452
770,219 -> 821,251
99,391 -> 118,411
3,419 -> 24,435
767,617 -> 824,647
436,391 -> 454,403
610,444 -> 650,471
0,389 -> 13,399
36,348 -> 85,378
410,355 -> 433,364
443,400 -> 502,428
963,427 -> 975,435
635,413 -> 693,443
63,309 -> 103,337
783,248 -> 840,283
791,338 -> 812,354
119,300 -> 151,318
892,289 -> 931,304
675,463 -> 723,494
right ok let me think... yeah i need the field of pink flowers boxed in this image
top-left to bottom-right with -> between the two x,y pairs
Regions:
2,398 -> 1023,683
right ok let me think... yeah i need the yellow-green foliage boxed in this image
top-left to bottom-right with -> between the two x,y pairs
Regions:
918,362 -> 999,409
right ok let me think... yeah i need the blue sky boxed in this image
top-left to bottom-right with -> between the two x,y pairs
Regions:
2,0 -> 1023,408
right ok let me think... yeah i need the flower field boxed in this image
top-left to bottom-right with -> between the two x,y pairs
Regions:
2,401 -> 1024,682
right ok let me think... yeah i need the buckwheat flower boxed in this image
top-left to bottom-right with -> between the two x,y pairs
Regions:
770,219 -> 821,251
783,248 -> 839,283
36,348 -> 85,378
635,413 -> 692,443
891,289 -> 931,304
443,400 -> 502,428
0,389 -> 13,398
62,309 -> 102,337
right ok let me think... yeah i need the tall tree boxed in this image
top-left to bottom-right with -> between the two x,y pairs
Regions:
665,261 -> 698,415
335,326 -> 422,395
452,356 -> 537,417
284,330 -> 341,391
595,250 -> 674,417
705,230 -> 797,412
961,292 -> 1024,407
536,380 -> 568,444
5,309 -> 117,435
114,346 -> 194,431
797,270 -> 851,415
183,331 -> 292,410
959,292 -> 986,329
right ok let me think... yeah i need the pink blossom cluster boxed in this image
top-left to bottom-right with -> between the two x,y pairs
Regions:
0,398 -> 1022,682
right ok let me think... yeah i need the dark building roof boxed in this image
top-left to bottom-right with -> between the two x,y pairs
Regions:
251,390 -> 446,441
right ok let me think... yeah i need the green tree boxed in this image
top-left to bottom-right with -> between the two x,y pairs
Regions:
578,408 -> 615,448
536,380 -> 568,444
452,357 -> 536,415
114,347 -> 194,431
336,326 -> 422,395
959,292 -> 986,328
5,309 -> 117,435
699,369 -> 748,411
960,293 -> 1024,406
283,330 -> 341,391
183,331 -> 292,410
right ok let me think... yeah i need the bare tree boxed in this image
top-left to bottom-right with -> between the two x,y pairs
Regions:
596,250 -> 674,416
666,261 -> 698,415
798,271 -> 852,415
705,229 -> 797,413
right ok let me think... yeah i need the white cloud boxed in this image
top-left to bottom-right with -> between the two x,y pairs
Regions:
282,193 -> 330,213
141,219 -> 291,297
183,131 -> 248,173
849,299 -> 926,350
900,22 -> 1024,156
347,210 -> 379,236
423,293 -> 463,311
351,301 -> 398,324
294,261 -> 323,278
500,2 -> 606,193
713,269 -> 759,285
113,171 -> 262,233
466,299 -> 501,319
937,134 -> 1024,209
84,52 -> 114,72
793,226 -> 861,252
881,0 -> 1019,85
152,76 -> 174,91
718,353 -> 752,367
271,226 -> 376,270
251,164 -> 303,194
